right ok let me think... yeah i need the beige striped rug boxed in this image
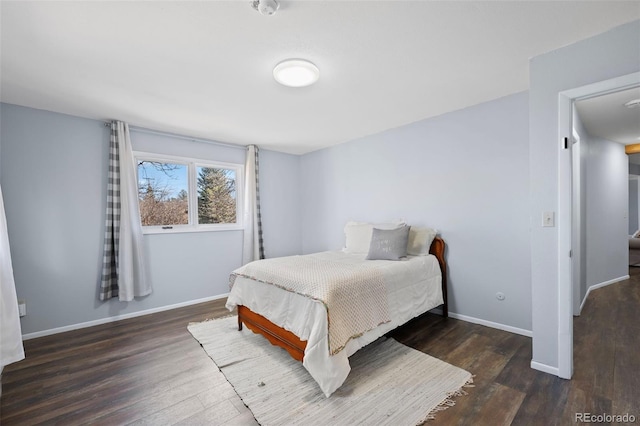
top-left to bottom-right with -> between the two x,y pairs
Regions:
188,316 -> 472,426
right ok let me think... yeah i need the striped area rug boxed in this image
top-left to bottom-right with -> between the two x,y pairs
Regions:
188,316 -> 472,426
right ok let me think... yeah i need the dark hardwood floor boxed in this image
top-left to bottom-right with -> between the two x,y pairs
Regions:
2,270 -> 638,425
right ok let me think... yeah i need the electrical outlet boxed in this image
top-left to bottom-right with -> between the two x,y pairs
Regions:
542,211 -> 555,227
18,300 -> 26,317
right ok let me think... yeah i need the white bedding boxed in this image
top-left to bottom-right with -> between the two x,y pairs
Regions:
225,251 -> 443,397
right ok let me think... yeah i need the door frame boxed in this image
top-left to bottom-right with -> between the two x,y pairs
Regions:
557,71 -> 640,379
571,127 -> 581,317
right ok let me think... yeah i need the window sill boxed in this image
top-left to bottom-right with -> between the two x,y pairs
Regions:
142,225 -> 244,235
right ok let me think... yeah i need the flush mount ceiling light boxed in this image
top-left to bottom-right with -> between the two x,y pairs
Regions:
273,59 -> 319,88
624,98 -> 640,108
251,0 -> 279,16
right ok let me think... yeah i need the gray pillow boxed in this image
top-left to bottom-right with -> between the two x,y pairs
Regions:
366,226 -> 410,261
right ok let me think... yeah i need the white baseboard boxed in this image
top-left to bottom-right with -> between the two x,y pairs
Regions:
447,312 -> 532,338
22,298 -> 532,341
22,293 -> 229,340
579,274 -> 629,314
530,360 -> 559,376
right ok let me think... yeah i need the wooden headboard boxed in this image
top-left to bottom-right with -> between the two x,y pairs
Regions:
429,236 -> 448,317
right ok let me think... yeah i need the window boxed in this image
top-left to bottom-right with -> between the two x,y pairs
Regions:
135,152 -> 243,233
197,166 -> 237,225
138,160 -> 189,226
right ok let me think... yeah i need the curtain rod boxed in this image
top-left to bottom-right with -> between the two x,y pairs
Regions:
103,121 -> 247,151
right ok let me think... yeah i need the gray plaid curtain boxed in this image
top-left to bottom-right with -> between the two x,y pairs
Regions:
100,123 -> 121,300
254,146 -> 265,260
242,145 -> 265,263
99,121 -> 151,301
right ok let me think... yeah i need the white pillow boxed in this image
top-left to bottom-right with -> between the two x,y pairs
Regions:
407,227 -> 438,256
344,220 -> 406,254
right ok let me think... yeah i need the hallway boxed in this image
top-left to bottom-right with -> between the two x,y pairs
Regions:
570,267 -> 640,418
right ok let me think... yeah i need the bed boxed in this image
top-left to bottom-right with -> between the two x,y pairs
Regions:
225,229 -> 447,397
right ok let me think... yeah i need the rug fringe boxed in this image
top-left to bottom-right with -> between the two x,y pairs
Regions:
187,314 -> 236,327
463,376 -> 476,388
418,375 -> 475,425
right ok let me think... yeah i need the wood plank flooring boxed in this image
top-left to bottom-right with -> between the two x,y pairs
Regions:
1,269 -> 638,425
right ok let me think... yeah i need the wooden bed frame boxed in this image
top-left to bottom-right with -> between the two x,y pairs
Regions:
237,237 -> 448,362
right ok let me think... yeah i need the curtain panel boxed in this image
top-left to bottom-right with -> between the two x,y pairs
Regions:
0,185 -> 25,373
99,121 -> 151,301
242,145 -> 265,264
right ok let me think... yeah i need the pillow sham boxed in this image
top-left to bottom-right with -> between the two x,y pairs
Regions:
366,226 -> 411,261
344,220 -> 406,254
633,229 -> 640,238
407,226 -> 438,256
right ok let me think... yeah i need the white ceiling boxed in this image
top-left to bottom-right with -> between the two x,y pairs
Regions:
1,1 -> 639,155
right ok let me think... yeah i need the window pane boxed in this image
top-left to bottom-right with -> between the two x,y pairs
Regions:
137,161 -> 188,226
197,167 -> 237,224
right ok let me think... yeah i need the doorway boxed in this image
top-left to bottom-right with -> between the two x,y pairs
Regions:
571,87 -> 638,314
557,71 -> 640,379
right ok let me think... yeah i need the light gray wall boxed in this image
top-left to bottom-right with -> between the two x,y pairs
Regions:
1,104 -> 110,335
584,136 -> 628,288
259,149 -> 302,258
529,20 -> 640,369
569,110 -> 627,310
0,103 -> 301,335
630,163 -> 640,176
628,179 -> 638,235
300,92 -> 532,332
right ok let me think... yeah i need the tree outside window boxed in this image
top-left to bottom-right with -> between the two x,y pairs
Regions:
138,161 -> 188,226
197,167 -> 236,224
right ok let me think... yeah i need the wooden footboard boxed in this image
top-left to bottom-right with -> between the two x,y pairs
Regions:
237,236 -> 448,361
237,305 -> 307,361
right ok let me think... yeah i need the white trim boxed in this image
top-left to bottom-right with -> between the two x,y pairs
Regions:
142,224 -> 244,235
531,360 -> 560,376
571,131 -> 582,317
558,92 -> 574,380
26,301 -> 533,342
22,293 -> 229,340
579,275 -> 629,314
447,312 -> 532,337
134,151 -> 243,171
556,71 -> 640,381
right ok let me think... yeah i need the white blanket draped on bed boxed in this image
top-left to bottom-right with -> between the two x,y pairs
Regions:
230,254 -> 391,355
226,251 -> 443,397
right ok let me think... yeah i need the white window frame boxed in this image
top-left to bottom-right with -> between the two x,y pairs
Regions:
134,151 -> 244,234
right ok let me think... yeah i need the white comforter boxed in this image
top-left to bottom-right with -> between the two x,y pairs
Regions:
225,251 -> 443,397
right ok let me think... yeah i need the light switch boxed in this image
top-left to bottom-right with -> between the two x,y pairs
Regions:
543,211 -> 555,227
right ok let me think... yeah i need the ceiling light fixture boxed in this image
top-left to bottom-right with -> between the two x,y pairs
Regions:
624,98 -> 640,108
273,59 -> 319,88
251,0 -> 279,16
